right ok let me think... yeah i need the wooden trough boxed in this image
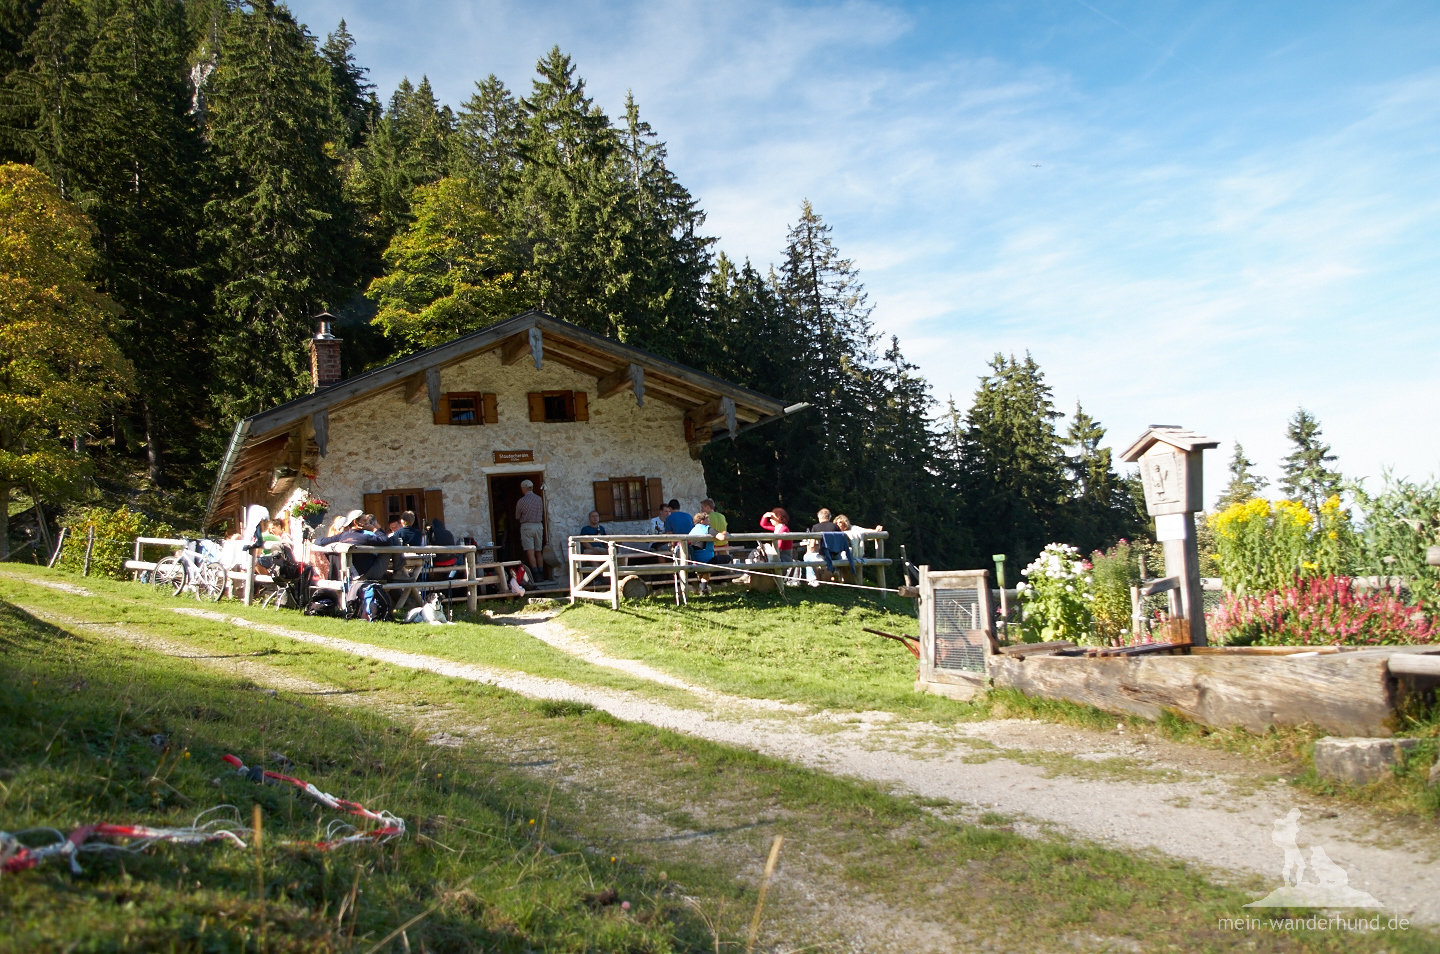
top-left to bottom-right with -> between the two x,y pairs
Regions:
988,648 -> 1440,738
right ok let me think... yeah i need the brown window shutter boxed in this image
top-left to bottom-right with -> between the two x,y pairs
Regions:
527,392 -> 544,422
646,478 -> 663,518
592,481 -> 614,522
573,391 -> 588,421
433,394 -> 450,426
482,392 -> 498,424
424,489 -> 444,529
362,493 -> 383,521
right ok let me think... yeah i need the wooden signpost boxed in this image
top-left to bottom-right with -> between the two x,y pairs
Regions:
1120,426 -> 1219,646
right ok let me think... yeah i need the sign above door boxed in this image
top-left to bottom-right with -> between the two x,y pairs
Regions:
493,450 -> 534,464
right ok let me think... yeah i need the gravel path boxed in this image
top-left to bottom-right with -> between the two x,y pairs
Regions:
149,606 -> 1440,924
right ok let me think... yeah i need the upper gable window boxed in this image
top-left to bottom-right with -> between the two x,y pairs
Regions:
528,390 -> 589,423
433,392 -> 496,425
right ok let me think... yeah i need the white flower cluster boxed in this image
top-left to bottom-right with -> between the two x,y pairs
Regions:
1019,543 -> 1087,582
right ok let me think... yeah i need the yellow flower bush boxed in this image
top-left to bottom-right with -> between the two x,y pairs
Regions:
1212,495 -> 1352,595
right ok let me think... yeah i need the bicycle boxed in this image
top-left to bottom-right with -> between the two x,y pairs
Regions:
151,540 -> 226,602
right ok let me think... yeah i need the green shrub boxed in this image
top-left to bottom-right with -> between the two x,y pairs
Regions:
1351,474 -> 1440,610
55,506 -> 177,579
1089,539 -> 1139,644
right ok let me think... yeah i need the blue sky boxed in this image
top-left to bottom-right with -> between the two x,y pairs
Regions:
289,0 -> 1440,505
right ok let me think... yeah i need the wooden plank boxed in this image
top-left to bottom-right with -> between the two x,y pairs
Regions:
1388,655 -> 1440,677
1140,576 -> 1180,596
988,653 -> 1397,737
596,362 -> 645,406
999,641 -> 1076,657
404,373 -> 425,404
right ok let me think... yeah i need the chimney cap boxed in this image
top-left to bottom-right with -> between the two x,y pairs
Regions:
313,311 -> 340,340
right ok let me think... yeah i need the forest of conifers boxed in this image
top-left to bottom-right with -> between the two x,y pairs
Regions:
0,0 -> 1148,570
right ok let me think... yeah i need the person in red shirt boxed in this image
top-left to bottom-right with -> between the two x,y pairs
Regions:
759,508 -> 793,562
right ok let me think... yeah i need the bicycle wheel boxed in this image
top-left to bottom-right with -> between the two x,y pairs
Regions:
195,561 -> 226,602
152,556 -> 186,597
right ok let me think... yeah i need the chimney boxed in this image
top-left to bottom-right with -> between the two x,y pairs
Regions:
310,312 -> 343,391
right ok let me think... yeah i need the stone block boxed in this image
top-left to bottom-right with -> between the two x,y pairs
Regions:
1313,737 -> 1423,786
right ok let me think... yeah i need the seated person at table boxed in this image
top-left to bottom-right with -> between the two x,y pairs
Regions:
650,503 -> 673,550
395,510 -> 424,547
578,511 -> 608,554
316,510 -> 394,580
664,498 -> 693,534
686,513 -> 715,564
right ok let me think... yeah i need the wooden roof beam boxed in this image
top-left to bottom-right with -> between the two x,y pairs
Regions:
500,328 -> 543,369
596,362 -> 644,407
686,396 -> 737,439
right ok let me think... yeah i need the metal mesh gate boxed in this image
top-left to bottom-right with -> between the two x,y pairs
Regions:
933,587 -> 986,672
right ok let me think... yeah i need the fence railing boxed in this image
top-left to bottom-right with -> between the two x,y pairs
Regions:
566,531 -> 890,609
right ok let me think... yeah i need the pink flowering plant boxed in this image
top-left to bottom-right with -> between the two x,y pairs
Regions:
1209,575 -> 1433,647
288,494 -> 329,520
1016,543 -> 1096,644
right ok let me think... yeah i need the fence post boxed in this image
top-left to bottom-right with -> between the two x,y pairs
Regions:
47,527 -> 68,569
875,536 -> 886,592
465,547 -> 478,613
608,541 -> 619,610
568,538 -> 579,603
82,526 -> 95,577
243,552 -> 256,605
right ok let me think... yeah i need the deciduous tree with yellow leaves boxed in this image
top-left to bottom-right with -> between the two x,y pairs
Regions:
0,163 -> 132,557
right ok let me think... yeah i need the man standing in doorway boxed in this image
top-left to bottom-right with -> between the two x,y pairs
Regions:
516,479 -> 546,584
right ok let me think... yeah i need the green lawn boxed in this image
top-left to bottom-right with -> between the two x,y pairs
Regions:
0,569 -> 1432,952
559,587 -> 973,716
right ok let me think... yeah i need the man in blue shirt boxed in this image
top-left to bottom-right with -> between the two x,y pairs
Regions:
578,511 -> 607,554
663,497 -> 693,534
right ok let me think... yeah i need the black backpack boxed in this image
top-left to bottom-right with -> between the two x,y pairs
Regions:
345,582 -> 393,622
305,594 -> 340,617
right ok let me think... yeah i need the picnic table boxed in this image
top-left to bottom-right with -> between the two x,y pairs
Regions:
309,544 -> 520,613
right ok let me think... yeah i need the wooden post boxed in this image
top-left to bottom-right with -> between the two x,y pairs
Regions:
466,547 -> 478,613
608,541 -> 619,610
243,552 -> 256,605
1129,584 -> 1143,643
875,536 -> 886,592
48,527 -> 68,569
568,538 -> 579,604
678,540 -> 689,599
82,526 -> 95,576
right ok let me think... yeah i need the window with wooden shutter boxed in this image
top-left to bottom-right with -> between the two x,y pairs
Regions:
594,478 -> 648,520
482,392 -> 498,424
592,481 -> 613,522
432,395 -> 450,426
528,391 -> 588,423
424,489 -> 444,529
362,493 -> 383,522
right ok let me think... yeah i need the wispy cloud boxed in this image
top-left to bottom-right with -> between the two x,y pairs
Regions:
294,0 -> 1440,496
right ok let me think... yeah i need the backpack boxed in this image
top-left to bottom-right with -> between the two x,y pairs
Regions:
346,581 -> 393,622
305,595 -> 340,617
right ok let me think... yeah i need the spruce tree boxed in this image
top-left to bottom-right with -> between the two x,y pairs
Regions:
1279,408 -> 1342,512
1061,402 -> 1142,554
202,0 -> 354,422
452,73 -> 524,203
320,19 -> 376,149
954,353 -> 1069,570
1216,441 -> 1268,510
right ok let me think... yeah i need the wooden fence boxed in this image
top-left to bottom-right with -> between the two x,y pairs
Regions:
567,531 -> 890,609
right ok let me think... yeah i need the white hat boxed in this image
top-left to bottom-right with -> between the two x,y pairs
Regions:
343,509 -> 365,526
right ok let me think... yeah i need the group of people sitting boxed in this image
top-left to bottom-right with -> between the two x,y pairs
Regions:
310,509 -> 456,581
575,500 -> 881,586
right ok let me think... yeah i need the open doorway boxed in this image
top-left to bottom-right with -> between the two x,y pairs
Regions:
488,472 -> 545,565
